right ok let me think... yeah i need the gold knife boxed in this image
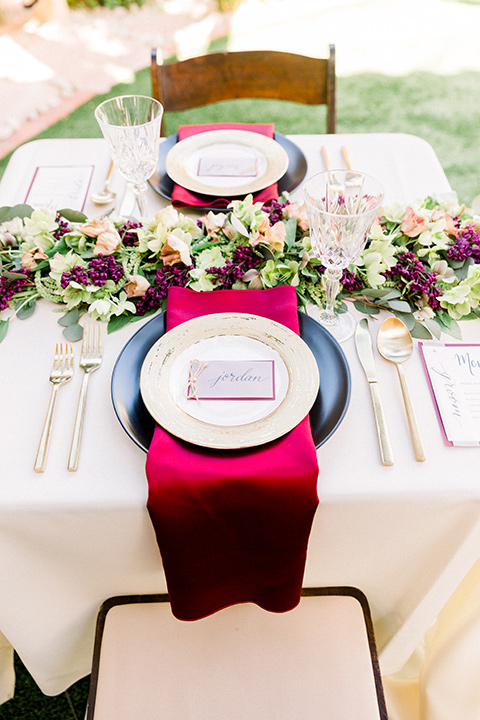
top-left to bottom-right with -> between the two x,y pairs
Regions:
355,319 -> 394,466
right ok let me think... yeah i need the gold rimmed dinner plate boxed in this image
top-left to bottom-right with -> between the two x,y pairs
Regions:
139,313 -> 319,450
165,130 -> 289,197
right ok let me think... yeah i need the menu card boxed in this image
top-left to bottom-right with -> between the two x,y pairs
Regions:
24,165 -> 94,211
419,343 -> 480,446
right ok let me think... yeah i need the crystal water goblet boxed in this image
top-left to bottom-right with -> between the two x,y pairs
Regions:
303,170 -> 384,342
94,95 -> 163,218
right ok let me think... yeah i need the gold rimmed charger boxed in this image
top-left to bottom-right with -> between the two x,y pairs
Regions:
139,313 -> 320,450
165,130 -> 289,197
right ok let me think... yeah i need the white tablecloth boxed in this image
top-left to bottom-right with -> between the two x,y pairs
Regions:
1,134 -> 478,719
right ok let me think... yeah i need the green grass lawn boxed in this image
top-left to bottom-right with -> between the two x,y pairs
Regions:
2,67 -> 480,205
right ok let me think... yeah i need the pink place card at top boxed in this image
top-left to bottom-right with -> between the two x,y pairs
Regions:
186,359 -> 275,401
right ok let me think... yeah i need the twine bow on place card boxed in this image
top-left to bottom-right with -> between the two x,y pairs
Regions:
185,359 -> 208,401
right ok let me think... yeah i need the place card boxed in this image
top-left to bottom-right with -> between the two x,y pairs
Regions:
24,165 -> 95,211
197,154 -> 258,178
419,342 -> 480,446
186,359 -> 275,400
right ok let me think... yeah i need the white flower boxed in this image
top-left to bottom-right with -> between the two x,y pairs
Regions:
88,292 -> 135,321
195,246 -> 227,271
49,250 -> 85,282
188,268 -> 216,292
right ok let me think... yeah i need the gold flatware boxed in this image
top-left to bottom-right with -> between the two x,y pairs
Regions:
321,146 -> 331,171
68,322 -> 103,471
34,344 -> 74,473
377,317 -> 425,462
90,160 -> 116,205
342,146 -> 352,170
355,319 -> 394,466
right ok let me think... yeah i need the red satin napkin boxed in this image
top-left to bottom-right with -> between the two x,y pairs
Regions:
171,122 -> 280,208
145,286 -> 319,621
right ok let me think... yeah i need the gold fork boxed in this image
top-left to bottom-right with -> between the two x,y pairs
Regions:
68,322 -> 103,471
34,344 -> 74,473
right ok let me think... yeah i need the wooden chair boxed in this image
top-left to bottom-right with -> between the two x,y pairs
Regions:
150,47 -> 336,136
86,587 -> 388,719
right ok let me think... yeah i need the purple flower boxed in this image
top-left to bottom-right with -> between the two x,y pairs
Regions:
135,264 -> 191,315
0,269 -> 31,311
60,255 -> 124,290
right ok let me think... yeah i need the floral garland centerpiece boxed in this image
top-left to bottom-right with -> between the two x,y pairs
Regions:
0,191 -> 479,343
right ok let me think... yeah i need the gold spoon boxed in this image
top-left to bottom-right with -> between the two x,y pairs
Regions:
377,317 -> 425,462
90,160 -> 116,205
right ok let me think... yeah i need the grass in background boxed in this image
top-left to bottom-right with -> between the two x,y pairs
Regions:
2,66 -> 479,204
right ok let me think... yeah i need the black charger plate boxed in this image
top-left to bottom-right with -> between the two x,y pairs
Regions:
148,132 -> 308,212
111,311 -> 351,452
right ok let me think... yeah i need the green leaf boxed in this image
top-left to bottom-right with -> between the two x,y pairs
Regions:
410,321 -> 433,339
5,204 -> 34,219
16,300 -> 36,319
107,313 -> 137,334
353,299 -> 379,314
386,299 -> 412,313
62,323 -> 84,342
0,319 -> 9,343
454,257 -> 474,281
3,270 -> 28,280
392,310 -> 415,330
424,317 -> 443,339
57,208 -> 88,223
57,308 -> 80,327
441,319 -> 463,340
379,288 -> 402,300
358,288 -> 392,299
284,217 -> 297,251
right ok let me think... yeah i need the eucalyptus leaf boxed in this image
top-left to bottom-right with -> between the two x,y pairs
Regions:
358,288 -> 392,299
3,270 -> 29,280
392,310 -> 415,330
58,308 -> 80,327
424,317 -> 443,339
353,299 -> 379,314
377,288 -> 402,300
16,300 -> 36,319
410,321 -> 433,340
62,323 -> 84,342
5,204 -> 34,220
0,319 -> 9,343
454,257 -> 474,281
441,319 -> 463,340
57,208 -> 88,223
386,299 -> 412,313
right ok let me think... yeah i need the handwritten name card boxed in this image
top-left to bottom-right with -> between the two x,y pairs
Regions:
186,360 -> 275,400
419,343 -> 480,446
197,155 -> 258,178
24,165 -> 95,211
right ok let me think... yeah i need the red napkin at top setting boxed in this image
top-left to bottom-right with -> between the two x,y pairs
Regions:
170,122 -> 280,208
145,285 -> 319,621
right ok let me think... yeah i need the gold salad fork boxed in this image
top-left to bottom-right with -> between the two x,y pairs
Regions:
68,322 -> 103,471
34,344 -> 74,473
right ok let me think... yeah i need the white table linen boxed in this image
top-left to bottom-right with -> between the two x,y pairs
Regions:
1,134 -> 478,720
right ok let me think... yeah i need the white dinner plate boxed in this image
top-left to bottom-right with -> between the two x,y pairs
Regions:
139,313 -> 320,449
165,130 -> 289,197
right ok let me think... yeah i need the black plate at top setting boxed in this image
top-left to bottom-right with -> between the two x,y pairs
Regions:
111,311 -> 351,453
148,132 -> 308,211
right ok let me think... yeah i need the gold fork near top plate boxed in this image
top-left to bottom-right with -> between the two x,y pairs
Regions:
68,322 -> 103,472
34,344 -> 74,473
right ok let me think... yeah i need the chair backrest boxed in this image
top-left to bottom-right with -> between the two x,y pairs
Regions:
151,48 -> 336,136
87,587 -> 387,720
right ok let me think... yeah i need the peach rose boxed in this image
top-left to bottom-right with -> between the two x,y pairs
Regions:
401,207 -> 428,237
80,218 -> 116,237
21,246 -> 48,269
160,232 -> 192,266
93,229 -> 122,255
282,202 -> 309,231
431,208 -> 458,238
124,274 -> 151,298
251,218 -> 286,253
